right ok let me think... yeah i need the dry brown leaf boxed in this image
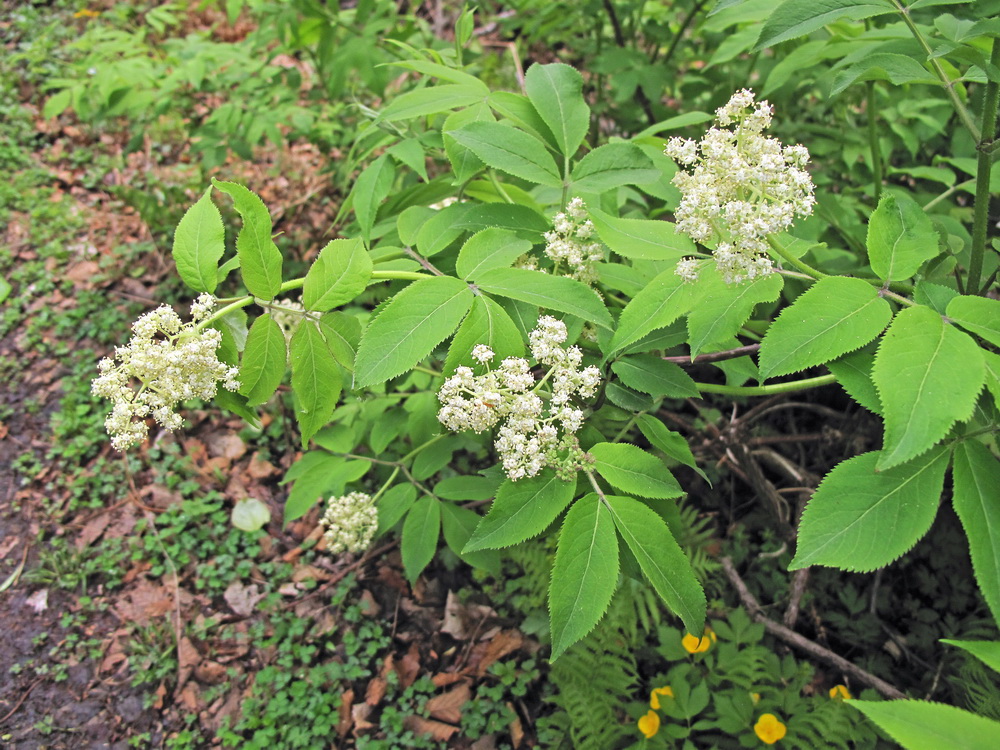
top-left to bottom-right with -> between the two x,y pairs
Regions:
403,715 -> 460,742
205,431 -> 246,460
396,642 -> 421,689
223,581 -> 265,618
351,702 -> 375,733
427,681 -> 471,725
473,629 -> 524,677
431,672 -> 466,688
247,451 -> 279,479
75,512 -> 112,550
364,677 -> 387,706
508,701 -> 524,748
175,636 -> 201,695
338,689 -> 354,737
441,590 -> 495,641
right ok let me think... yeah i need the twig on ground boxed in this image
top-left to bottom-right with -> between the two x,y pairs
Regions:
784,568 -> 810,628
721,556 -> 906,700
0,677 -> 44,723
282,539 -> 399,609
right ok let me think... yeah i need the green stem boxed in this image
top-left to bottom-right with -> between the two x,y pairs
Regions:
867,80 -> 882,204
371,466 -> 402,502
612,412 -> 644,443
891,0 -> 980,141
488,170 -> 515,204
768,235 -> 828,279
695,374 -> 836,396
923,180 -> 972,212
400,433 -> 445,464
584,468 -> 608,501
968,37 -> 1000,294
880,288 -> 916,307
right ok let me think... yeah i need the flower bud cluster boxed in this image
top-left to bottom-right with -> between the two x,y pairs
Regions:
542,197 -> 603,284
665,89 -> 815,284
437,317 -> 601,481
319,491 -> 378,554
91,294 -> 240,451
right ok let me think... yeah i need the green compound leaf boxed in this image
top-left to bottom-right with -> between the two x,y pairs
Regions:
607,268 -> 698,355
524,62 -> 590,159
212,179 -> 283,300
239,314 -> 287,407
444,295 -> 525,377
754,0 -> 895,51
687,268 -> 784,357
549,494 -> 619,660
172,187 -> 224,294
449,121 -> 563,187
355,276 -> 474,387
376,483 -> 417,537
589,207 -> 695,260
319,311 -> 361,372
941,640 -> 1000,676
866,193 -> 938,283
872,305 -> 985,470
611,354 -> 699,398
953,441 -> 1000,625
401,495 -> 442,584
827,345 -> 882,414
758,276 -> 892,380
464,471 -> 577,552
455,227 -> 533,281
946,295 -> 1000,348
636,414 -> 710,484
606,495 -> 705,637
570,143 -> 659,193
475,267 -> 613,329
303,238 -> 373,312
849,699 -> 1000,750
790,448 -> 949,572
290,320 -> 342,448
352,154 -> 395,244
590,442 -> 684,499
378,83 -> 487,122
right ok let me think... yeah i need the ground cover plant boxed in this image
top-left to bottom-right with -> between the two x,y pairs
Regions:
2,0 -> 1000,748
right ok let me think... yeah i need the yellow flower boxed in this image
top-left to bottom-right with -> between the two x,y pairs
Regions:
829,684 -> 852,700
638,709 -> 661,739
682,627 -> 717,654
73,9 -> 100,17
754,713 -> 787,745
650,686 -> 674,710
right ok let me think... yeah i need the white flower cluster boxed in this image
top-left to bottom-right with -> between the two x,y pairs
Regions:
437,316 -> 601,481
665,89 -> 816,284
319,491 -> 378,554
91,294 -> 240,451
542,197 -> 603,284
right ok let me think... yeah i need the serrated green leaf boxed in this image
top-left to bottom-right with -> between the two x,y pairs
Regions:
387,138 -> 428,181
475,267 -> 613,329
914,280 -> 959,314
953,441 -> 1000,625
355,276 -> 474,387
488,91 -> 559,148
589,207 -> 694,260
524,62 -> 590,158
849,699 -> 1000,750
303,238 -> 373,312
984,350 -> 1000,411
607,267 -> 698,355
754,0 -> 895,51
443,102 -> 493,183
376,483 -> 417,537
284,455 -> 369,523
789,448 -> 949,572
378,83 -> 487,122
401,495 -> 441,583
827,345 -> 882,415
831,52 -> 940,96
636,414 -> 710,484
866,193 -> 938,282
570,143 -> 659,193
213,389 -> 260,428
440,503 -> 502,575
946,295 -> 1000,348
606,495 -> 705,636
611,354 -> 699,398
590,442 -> 684,499
758,276 -> 892,380
352,155 -> 395,244
319,312 -> 361,372
455,227 -> 533,281
212,180 -> 282,300
873,305 -> 984,470
464,471 -> 576,552
434,475 -> 502,501
443,295 -> 525,376
687,268 -> 784,356
449,122 -> 563,187
549,494 -> 619,660
290,320 -> 342,447
941,640 -> 1000,675
172,187 -> 224,293
239,314 -> 286,407
387,60 -> 491,90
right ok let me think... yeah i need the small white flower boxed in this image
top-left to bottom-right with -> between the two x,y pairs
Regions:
320,492 -> 378,555
472,344 -> 495,364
